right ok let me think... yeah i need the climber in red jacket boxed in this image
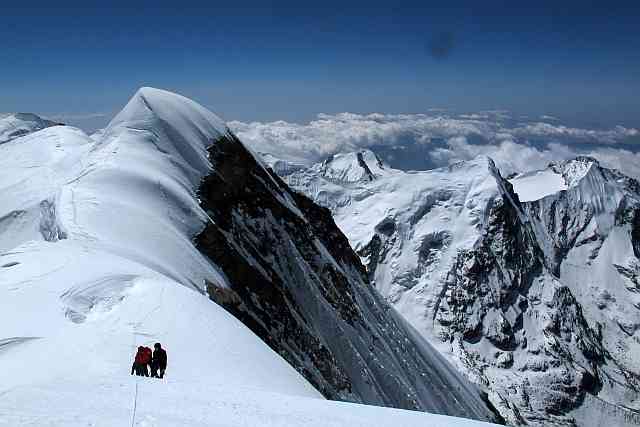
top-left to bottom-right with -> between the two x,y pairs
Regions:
131,346 -> 152,376
142,346 -> 153,374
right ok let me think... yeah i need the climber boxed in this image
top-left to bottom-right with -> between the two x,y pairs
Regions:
131,346 -> 151,377
150,343 -> 167,379
142,346 -> 153,374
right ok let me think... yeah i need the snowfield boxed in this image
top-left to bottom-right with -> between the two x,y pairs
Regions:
509,169 -> 568,202
0,88 -> 498,426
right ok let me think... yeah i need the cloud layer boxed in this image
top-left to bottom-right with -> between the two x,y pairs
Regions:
229,112 -> 640,179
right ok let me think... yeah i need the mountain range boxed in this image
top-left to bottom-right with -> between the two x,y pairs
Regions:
2,88 -> 639,426
279,149 -> 640,426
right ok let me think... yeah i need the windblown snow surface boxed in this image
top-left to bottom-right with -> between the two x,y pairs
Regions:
283,151 -> 640,426
0,89 -> 497,426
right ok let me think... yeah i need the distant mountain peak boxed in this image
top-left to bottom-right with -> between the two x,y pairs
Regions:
0,112 -> 60,144
549,156 -> 599,188
317,150 -> 396,183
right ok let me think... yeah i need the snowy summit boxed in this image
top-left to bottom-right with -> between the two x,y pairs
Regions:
0,88 -> 499,427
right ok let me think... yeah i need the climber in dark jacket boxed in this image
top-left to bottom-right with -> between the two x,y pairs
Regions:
131,346 -> 151,376
151,343 -> 167,379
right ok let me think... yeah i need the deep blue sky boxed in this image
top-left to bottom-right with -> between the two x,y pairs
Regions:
1,1 -> 639,129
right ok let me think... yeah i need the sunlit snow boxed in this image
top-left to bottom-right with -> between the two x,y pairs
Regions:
0,88 -> 498,426
509,169 -> 567,202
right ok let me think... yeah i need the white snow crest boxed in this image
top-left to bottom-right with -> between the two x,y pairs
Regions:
0,88 -> 502,427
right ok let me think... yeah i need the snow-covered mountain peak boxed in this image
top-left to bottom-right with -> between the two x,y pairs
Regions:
510,156 -> 634,217
315,149 -> 396,183
446,156 -> 505,189
550,156 -> 599,188
0,89 -> 332,424
108,87 -> 227,136
1,89 -> 501,426
105,87 -> 228,148
448,154 -> 495,170
510,156 -> 606,203
96,86 -> 233,191
0,112 -> 60,144
280,147 -> 640,425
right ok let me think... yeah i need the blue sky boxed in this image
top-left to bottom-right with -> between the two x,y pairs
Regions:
1,1 -> 639,129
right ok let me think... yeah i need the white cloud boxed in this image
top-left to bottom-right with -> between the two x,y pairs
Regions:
431,137 -> 640,180
229,112 -> 640,179
512,122 -> 639,144
582,147 -> 640,180
428,137 -> 574,176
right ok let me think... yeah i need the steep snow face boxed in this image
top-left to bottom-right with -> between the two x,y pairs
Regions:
282,152 -> 640,426
0,112 -> 59,144
0,88 -> 499,426
0,88 -> 323,424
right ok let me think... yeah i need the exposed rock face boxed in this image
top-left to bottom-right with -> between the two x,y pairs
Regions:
280,152 -> 640,425
433,165 -> 609,425
631,209 -> 640,259
195,135 -> 498,422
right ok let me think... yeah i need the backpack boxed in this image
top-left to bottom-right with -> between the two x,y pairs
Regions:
141,347 -> 152,364
135,349 -> 147,364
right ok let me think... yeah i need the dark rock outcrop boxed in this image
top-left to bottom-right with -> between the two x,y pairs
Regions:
195,133 -> 499,422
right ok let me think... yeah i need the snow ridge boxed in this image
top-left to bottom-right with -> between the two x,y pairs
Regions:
0,88 -> 500,427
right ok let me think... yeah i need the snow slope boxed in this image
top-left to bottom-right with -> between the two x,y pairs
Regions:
0,112 -> 59,144
0,259 -> 494,426
0,88 -> 321,422
0,88 -> 498,426
282,152 -> 640,426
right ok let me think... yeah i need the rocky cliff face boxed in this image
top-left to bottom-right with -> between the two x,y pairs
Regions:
437,165 -> 610,425
281,151 -> 640,425
517,158 -> 640,421
194,136 -> 499,422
